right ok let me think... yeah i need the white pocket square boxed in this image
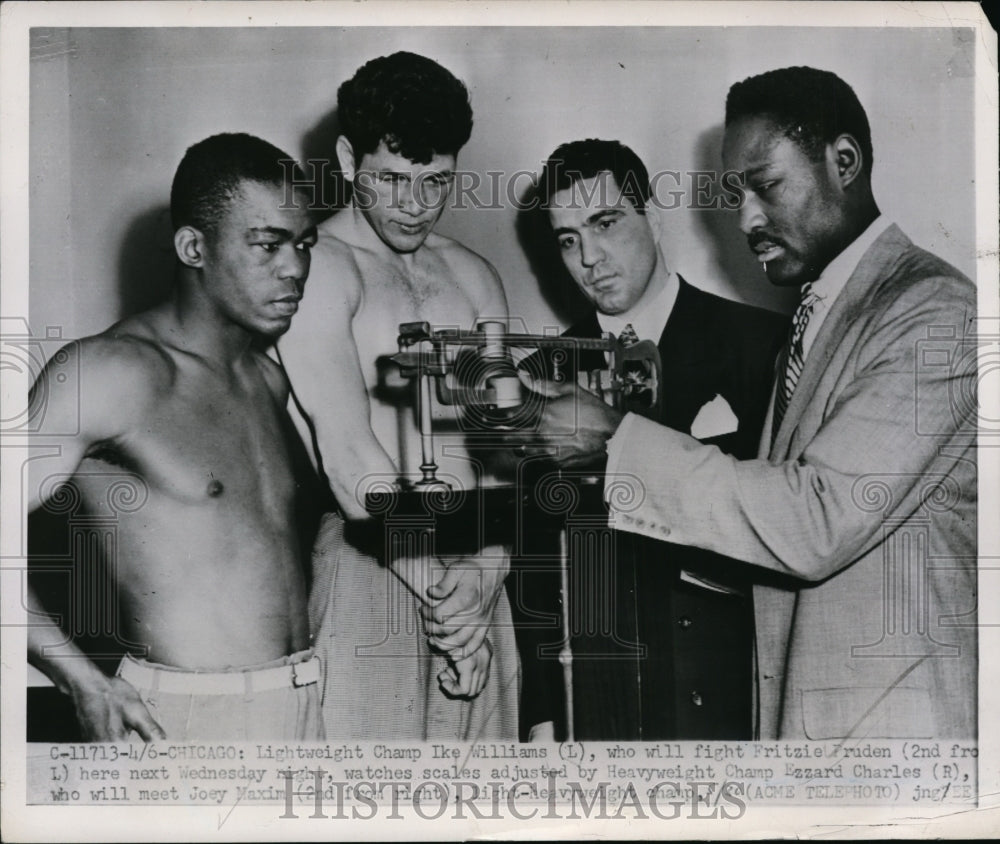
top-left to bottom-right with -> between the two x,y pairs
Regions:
690,394 -> 738,440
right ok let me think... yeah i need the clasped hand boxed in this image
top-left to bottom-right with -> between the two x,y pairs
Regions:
393,548 -> 509,699
423,548 -> 508,698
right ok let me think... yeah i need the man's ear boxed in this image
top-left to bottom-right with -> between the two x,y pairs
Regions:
174,226 -> 206,269
336,136 -> 357,181
831,134 -> 864,189
644,201 -> 664,240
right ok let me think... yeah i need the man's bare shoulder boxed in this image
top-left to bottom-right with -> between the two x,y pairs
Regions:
36,315 -> 177,441
78,317 -> 176,391
425,230 -> 499,277
315,213 -> 362,261
304,214 -> 365,306
424,231 -> 505,309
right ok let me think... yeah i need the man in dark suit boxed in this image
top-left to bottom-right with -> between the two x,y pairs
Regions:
513,139 -> 787,740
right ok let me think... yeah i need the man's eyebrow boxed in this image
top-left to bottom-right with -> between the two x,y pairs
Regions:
247,226 -> 293,238
373,168 -> 455,178
742,163 -> 773,180
248,225 -> 318,241
552,209 -> 623,237
584,209 -> 624,226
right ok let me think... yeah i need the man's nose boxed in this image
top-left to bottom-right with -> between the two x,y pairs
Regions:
579,234 -> 605,268
738,192 -> 768,235
395,180 -> 421,215
278,245 -> 309,282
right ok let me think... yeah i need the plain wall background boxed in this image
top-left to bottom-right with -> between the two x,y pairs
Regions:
29,26 -> 976,341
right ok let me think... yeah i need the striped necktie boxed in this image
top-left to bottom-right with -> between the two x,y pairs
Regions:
773,282 -> 820,435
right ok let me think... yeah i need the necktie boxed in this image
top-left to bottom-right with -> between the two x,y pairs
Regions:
618,323 -> 640,347
772,283 -> 820,436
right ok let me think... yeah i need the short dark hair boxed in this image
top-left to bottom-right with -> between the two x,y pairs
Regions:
538,139 -> 651,211
170,133 -> 304,234
337,51 -> 473,164
725,66 -> 873,174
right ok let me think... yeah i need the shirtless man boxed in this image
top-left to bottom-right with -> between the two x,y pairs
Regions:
278,52 -> 519,739
27,133 -> 322,741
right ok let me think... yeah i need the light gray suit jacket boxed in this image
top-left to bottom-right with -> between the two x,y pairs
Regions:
607,225 -> 977,739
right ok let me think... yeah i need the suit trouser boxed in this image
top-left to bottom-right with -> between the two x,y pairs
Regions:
308,511 -> 520,740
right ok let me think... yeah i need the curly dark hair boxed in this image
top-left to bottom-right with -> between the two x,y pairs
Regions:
538,139 -> 651,211
337,51 -> 473,164
725,66 -> 873,174
170,133 -> 306,234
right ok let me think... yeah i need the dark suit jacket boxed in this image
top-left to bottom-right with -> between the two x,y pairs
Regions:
510,276 -> 788,740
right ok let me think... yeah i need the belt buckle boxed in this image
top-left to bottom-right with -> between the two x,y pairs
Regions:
291,660 -> 313,688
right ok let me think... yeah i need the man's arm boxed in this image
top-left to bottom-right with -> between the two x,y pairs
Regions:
277,243 -> 398,521
27,339 -> 165,741
604,276 -> 976,580
276,244 -> 453,617
27,590 -> 165,742
422,258 -> 512,659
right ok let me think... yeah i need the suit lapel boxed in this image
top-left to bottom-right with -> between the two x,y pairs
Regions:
658,275 -> 692,348
570,310 -> 602,339
758,363 -> 782,459
564,311 -> 606,375
769,225 -> 912,458
657,276 -> 715,366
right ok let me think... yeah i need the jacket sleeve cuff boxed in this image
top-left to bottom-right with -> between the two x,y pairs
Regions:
604,411 -> 637,490
604,413 -> 660,539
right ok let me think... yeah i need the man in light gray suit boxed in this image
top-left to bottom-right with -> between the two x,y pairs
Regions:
515,66 -> 977,740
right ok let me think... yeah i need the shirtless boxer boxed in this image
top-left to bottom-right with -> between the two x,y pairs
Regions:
27,133 -> 321,741
278,52 -> 519,739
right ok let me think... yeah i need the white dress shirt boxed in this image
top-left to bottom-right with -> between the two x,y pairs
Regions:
597,270 -> 679,345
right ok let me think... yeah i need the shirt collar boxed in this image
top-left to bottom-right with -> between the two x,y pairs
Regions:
597,270 -> 680,343
809,215 -> 893,305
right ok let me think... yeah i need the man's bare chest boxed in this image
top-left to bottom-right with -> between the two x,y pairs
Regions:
351,263 -> 479,378
82,377 -> 294,508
